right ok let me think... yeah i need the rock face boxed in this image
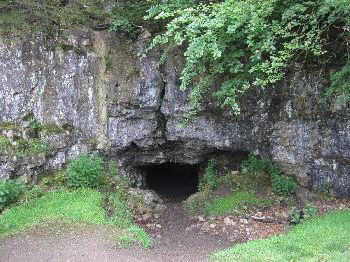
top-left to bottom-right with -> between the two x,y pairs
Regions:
0,30 -> 349,197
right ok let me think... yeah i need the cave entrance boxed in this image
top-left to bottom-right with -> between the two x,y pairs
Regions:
144,164 -> 200,201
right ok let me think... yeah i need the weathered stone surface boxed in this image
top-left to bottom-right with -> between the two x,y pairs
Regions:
1,30 -> 349,197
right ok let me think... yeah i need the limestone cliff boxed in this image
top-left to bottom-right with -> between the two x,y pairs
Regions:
1,30 -> 349,197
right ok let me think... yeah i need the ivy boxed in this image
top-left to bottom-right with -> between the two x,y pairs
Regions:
147,0 -> 350,120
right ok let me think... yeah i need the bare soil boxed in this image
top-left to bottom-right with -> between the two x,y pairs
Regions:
0,202 -> 233,262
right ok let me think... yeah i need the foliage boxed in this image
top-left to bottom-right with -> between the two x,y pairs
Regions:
204,190 -> 273,216
42,123 -> 65,134
147,0 -> 350,120
213,210 -> 350,262
108,0 -> 153,38
117,225 -> 152,249
117,234 -> 135,248
28,119 -> 43,138
22,185 -> 44,203
0,135 -> 11,154
67,154 -> 105,189
198,160 -> 219,192
104,55 -> 113,72
303,204 -> 318,221
270,164 -> 298,196
0,122 -> 20,131
27,139 -> 51,155
109,17 -> 139,39
322,179 -> 331,196
109,161 -> 118,177
41,171 -> 69,189
0,0 -> 110,36
10,137 -> 51,157
126,225 -> 152,249
241,154 -> 297,196
290,204 -> 318,224
185,189 -> 211,215
241,154 -> 271,176
0,180 -> 24,211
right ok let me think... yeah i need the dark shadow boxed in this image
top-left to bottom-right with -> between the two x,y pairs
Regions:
144,164 -> 199,202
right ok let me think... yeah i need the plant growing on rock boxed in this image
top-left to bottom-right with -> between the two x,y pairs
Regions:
67,154 -> 105,189
147,0 -> 350,120
0,180 -> 24,211
198,160 -> 219,192
0,135 -> 11,154
241,154 -> 298,196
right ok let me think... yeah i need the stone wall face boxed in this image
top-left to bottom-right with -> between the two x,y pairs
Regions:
0,30 -> 349,197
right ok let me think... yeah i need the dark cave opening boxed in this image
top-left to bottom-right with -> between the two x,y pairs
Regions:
144,163 -> 200,201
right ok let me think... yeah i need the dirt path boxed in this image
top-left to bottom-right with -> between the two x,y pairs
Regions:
0,202 -> 232,262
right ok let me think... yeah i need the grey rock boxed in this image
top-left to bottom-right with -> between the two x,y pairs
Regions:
0,31 -> 349,198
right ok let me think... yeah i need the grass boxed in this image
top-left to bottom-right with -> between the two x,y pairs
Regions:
117,225 -> 152,249
204,190 -> 273,216
0,135 -> 11,153
0,189 -> 151,248
212,210 -> 350,262
0,189 -> 108,238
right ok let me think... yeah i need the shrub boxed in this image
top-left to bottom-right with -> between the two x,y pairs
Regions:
0,180 -> 24,211
198,160 -> 219,192
0,135 -> 11,153
289,204 -> 318,224
302,204 -> 318,221
148,1 -> 350,120
240,154 -> 298,196
27,139 -> 51,155
67,155 -> 104,189
241,154 -> 270,176
27,119 -> 43,138
23,185 -> 44,203
270,164 -> 297,196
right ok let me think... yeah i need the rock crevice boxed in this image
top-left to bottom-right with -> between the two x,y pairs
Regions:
1,30 -> 349,197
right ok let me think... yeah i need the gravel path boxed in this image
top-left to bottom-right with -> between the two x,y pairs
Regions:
0,202 -> 232,262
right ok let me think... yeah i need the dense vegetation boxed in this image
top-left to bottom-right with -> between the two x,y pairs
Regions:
0,154 -> 151,249
186,155 -> 298,216
213,210 -> 350,262
147,0 -> 350,119
1,1 -> 348,119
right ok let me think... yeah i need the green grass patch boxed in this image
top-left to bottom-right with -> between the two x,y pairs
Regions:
117,225 -> 152,249
0,189 -> 108,238
0,188 -> 151,249
212,210 -> 350,262
204,190 -> 273,216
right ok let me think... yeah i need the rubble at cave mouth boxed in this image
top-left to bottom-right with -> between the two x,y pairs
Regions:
143,163 -> 200,202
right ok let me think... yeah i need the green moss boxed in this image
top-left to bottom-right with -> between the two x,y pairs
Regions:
0,0 -> 112,37
0,135 -> 12,153
185,189 -> 211,215
105,54 -> 113,72
42,123 -> 65,134
0,122 -> 20,131
59,43 -> 75,52
204,190 -> 273,216
14,138 -> 51,157
27,139 -> 51,155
